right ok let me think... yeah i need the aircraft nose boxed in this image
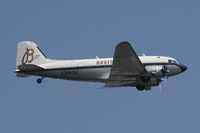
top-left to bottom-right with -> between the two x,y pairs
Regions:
180,64 -> 187,72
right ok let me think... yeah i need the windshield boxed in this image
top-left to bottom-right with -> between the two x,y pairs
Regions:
168,60 -> 177,64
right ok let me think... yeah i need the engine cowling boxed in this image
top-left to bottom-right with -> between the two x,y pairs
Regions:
145,65 -> 163,76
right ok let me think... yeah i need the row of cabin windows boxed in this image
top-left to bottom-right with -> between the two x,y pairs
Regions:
97,59 -> 177,65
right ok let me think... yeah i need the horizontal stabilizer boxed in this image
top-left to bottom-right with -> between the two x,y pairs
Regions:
17,64 -> 44,72
16,73 -> 31,77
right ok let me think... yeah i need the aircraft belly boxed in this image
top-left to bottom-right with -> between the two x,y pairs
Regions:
30,67 -> 111,82
74,67 -> 111,81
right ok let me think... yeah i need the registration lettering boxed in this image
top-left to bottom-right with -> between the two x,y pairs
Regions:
96,60 -> 113,65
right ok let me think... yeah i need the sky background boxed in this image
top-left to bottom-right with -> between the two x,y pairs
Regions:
1,0 -> 199,133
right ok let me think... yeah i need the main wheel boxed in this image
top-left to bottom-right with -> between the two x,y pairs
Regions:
136,85 -> 145,91
37,78 -> 42,84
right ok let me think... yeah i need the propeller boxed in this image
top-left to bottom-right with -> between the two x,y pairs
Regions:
157,78 -> 163,95
160,65 -> 169,86
159,84 -> 162,95
158,65 -> 170,94
161,65 -> 168,76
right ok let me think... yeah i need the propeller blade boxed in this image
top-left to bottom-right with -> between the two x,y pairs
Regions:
159,84 -> 162,95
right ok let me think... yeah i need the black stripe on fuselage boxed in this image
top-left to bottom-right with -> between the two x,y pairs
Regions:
43,65 -> 113,71
42,63 -> 182,71
143,63 -> 181,67
20,63 -> 182,73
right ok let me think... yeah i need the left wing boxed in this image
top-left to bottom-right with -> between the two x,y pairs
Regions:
108,41 -> 146,82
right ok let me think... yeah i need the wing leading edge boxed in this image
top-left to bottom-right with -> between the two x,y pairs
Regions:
108,41 -> 146,81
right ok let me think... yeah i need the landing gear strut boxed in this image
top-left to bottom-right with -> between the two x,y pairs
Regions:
37,78 -> 44,84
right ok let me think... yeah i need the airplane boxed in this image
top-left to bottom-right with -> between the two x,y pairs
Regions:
15,41 -> 187,91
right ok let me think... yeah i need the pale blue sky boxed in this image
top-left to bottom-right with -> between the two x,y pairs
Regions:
1,0 -> 199,133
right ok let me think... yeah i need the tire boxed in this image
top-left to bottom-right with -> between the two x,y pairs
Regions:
136,85 -> 145,91
37,78 -> 42,84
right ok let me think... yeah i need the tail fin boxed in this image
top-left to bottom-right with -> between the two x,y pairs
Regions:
16,41 -> 48,71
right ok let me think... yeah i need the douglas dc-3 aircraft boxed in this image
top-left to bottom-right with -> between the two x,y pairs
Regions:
15,41 -> 187,91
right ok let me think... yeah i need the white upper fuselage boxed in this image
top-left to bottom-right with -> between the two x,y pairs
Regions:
40,56 -> 176,69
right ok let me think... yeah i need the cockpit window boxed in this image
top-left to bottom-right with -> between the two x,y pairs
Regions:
168,60 -> 177,64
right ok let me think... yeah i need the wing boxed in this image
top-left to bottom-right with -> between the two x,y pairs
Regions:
108,41 -> 146,81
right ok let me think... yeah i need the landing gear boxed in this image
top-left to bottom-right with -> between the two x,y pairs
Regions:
136,85 -> 145,91
136,85 -> 151,91
37,78 -> 43,84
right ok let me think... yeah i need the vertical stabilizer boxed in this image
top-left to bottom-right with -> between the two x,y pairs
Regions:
16,41 -> 48,70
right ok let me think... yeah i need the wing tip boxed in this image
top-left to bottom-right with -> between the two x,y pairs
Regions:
116,41 -> 132,49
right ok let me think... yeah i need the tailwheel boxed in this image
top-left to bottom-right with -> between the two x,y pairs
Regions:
37,78 -> 43,84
